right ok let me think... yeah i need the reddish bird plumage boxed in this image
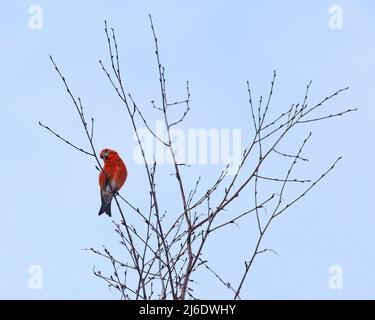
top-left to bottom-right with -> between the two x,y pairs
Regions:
98,148 -> 127,217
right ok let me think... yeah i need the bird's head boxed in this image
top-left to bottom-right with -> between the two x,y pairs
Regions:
100,148 -> 118,161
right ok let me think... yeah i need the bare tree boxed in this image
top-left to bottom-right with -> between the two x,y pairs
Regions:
39,16 -> 356,300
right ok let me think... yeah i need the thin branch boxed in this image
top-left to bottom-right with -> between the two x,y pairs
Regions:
297,108 -> 357,124
255,175 -> 311,183
273,148 -> 309,162
38,122 -> 94,156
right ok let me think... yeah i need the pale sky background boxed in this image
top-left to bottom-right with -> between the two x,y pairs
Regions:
0,0 -> 374,299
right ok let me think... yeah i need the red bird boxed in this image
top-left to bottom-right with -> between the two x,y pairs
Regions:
98,148 -> 127,217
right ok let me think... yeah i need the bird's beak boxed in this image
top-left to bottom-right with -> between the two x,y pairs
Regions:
101,151 -> 109,160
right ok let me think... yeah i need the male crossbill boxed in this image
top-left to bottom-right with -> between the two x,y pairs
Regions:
98,148 -> 127,217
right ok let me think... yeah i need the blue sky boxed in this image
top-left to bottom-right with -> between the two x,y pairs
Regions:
0,0 -> 374,299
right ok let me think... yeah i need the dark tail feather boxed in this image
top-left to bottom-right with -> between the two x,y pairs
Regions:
98,198 -> 112,217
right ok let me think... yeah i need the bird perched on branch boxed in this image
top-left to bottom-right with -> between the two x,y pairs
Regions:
98,148 -> 127,217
